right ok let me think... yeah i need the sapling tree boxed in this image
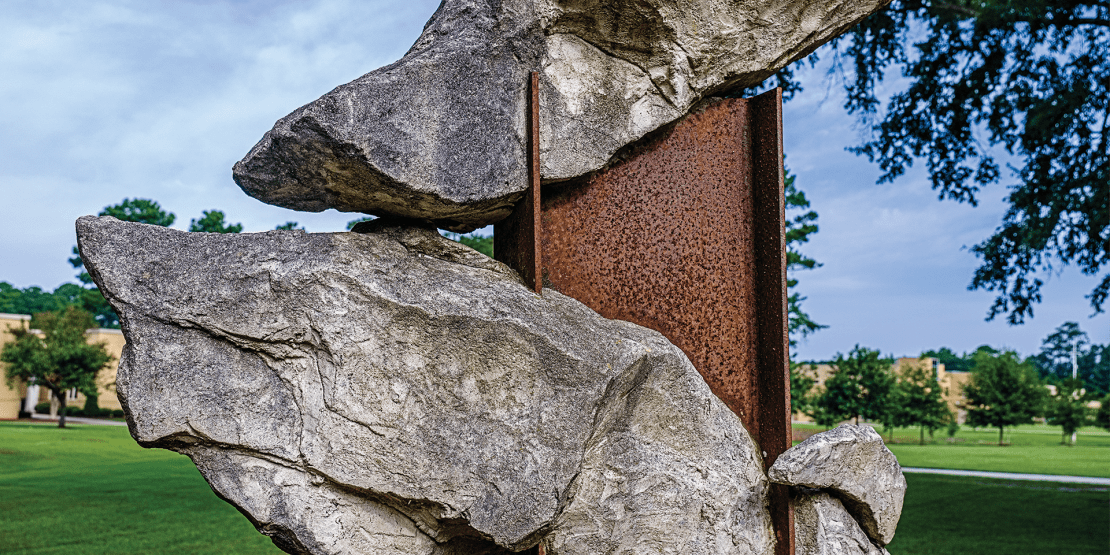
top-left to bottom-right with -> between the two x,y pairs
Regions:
1,307 -> 114,428
1047,378 -> 1089,445
963,350 -> 1046,445
893,360 -> 953,444
814,346 -> 894,426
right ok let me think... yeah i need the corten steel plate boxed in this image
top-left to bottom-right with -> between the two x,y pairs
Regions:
498,82 -> 792,555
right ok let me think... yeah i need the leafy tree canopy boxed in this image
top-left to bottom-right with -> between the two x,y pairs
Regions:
893,359 -> 953,444
275,222 -> 304,231
921,347 -> 974,372
347,216 -> 376,230
1046,377 -> 1090,444
764,0 -> 1108,323
1030,321 -> 1108,394
814,345 -> 895,426
99,198 -> 176,227
0,282 -> 113,328
1,307 -> 114,427
189,210 -> 243,233
963,349 -> 1047,444
1096,393 -> 1110,431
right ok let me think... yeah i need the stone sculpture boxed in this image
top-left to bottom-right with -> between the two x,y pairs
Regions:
233,0 -> 893,230
78,216 -> 773,555
77,0 -> 912,553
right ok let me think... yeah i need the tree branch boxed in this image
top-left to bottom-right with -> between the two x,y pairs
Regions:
930,2 -> 1110,28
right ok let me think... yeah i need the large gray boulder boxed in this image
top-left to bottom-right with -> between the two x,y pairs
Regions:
77,215 -> 774,555
233,0 -> 892,231
768,425 -> 905,546
794,492 -> 889,555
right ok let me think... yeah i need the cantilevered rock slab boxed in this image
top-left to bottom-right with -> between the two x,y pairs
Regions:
768,424 -> 905,545
77,215 -> 773,555
794,492 -> 889,555
233,0 -> 892,231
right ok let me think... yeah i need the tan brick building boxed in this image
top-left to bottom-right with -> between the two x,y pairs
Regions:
0,312 -> 126,419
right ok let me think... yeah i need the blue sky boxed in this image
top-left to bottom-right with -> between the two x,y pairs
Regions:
1,0 -> 1105,360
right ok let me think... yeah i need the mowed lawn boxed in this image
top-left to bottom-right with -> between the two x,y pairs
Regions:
2,421 -> 1108,554
886,474 -> 1108,555
0,422 -> 282,555
796,423 -> 1110,478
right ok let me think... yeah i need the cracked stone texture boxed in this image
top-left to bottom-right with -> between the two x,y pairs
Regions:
794,492 -> 889,555
768,425 -> 905,546
233,0 -> 892,231
77,215 -> 774,555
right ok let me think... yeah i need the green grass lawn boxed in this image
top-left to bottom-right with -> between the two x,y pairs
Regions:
887,474 -> 1109,555
3,422 -> 1108,554
0,422 -> 282,555
795,422 -> 1110,477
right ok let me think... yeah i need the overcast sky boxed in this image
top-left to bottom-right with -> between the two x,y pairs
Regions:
2,0 -> 1105,360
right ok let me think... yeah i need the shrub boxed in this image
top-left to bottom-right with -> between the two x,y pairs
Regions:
111,409 -> 124,418
83,393 -> 99,414
34,402 -> 50,414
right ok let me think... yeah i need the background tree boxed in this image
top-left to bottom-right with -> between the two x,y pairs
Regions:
839,0 -> 1108,323
747,0 -> 1108,323
784,167 -> 826,344
813,346 -> 894,425
443,232 -> 494,258
275,221 -> 304,231
189,210 -> 243,233
920,346 -> 974,372
1046,377 -> 1089,445
1079,343 -> 1110,395
894,359 -> 954,444
1030,322 -> 1108,394
790,365 -> 817,416
346,216 -> 376,230
1096,393 -> 1110,431
1,307 -> 114,428
963,349 -> 1047,445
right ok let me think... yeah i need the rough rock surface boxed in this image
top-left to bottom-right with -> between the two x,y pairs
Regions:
794,492 -> 889,555
233,0 -> 892,231
768,425 -> 905,546
77,215 -> 774,555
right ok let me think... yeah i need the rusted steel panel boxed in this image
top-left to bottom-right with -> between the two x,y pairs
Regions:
541,96 -> 764,435
500,86 -> 792,554
494,72 -> 542,293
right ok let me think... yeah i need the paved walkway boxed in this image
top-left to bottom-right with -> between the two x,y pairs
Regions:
902,467 -> 1110,485
29,413 -> 128,426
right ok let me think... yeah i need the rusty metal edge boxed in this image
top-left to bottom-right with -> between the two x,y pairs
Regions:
494,72 -> 542,293
751,87 -> 794,555
528,71 -> 542,295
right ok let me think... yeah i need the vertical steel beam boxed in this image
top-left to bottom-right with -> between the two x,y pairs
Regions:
494,72 -> 542,294
750,87 -> 794,555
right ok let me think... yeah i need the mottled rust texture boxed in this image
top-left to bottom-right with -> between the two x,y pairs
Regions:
494,72 -> 542,293
749,87 -> 794,555
541,96 -> 761,430
537,91 -> 792,555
